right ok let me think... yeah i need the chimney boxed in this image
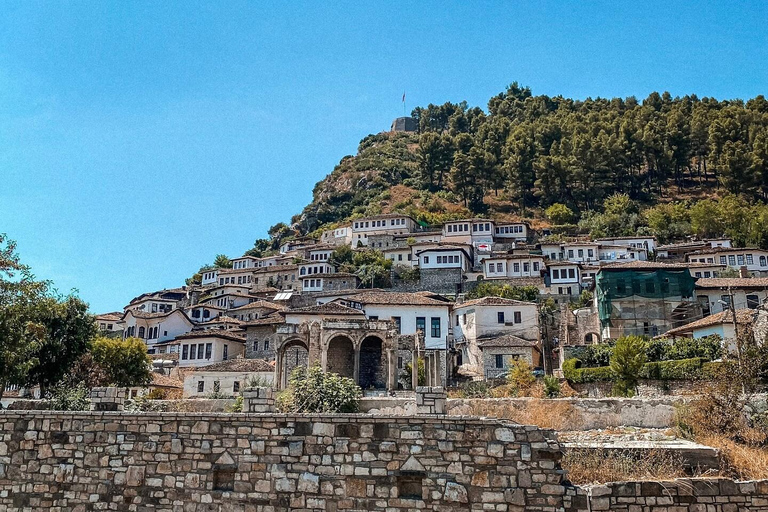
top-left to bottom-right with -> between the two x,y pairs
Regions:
739,266 -> 749,279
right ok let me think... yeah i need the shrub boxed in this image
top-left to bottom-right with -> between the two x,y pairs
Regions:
543,376 -> 561,398
91,337 -> 152,387
507,359 -> 536,394
610,335 -> 647,397
562,359 -> 614,383
47,382 -> 90,411
277,364 -> 362,413
228,395 -> 244,413
457,380 -> 493,398
640,358 -> 706,380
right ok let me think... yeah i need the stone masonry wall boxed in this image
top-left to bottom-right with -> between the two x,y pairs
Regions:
565,479 -> 768,512
0,411 -> 564,511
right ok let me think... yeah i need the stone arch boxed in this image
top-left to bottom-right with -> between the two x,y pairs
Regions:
326,335 -> 355,379
584,332 -> 600,344
359,335 -> 386,390
278,338 -> 309,389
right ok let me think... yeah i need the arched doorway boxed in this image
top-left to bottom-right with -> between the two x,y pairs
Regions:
359,336 -> 385,389
326,336 -> 355,379
280,339 -> 308,389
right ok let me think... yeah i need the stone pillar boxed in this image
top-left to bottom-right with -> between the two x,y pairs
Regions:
89,387 -> 127,411
275,350 -> 283,390
415,386 -> 446,415
387,349 -> 397,391
353,346 -> 361,385
242,387 -> 275,413
411,348 -> 419,390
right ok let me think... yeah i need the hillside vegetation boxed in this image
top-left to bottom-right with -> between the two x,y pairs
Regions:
248,83 -> 768,255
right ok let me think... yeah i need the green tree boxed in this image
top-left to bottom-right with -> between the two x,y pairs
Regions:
0,234 -> 50,402
466,282 -> 539,301
276,363 -> 362,413
610,335 -> 647,397
91,336 -> 152,387
24,295 -> 97,393
545,203 -> 575,225
213,254 -> 233,269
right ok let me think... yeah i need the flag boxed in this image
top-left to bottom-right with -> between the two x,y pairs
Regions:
402,91 -> 406,103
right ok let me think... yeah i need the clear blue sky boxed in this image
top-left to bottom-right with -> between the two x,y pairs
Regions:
1,1 -> 766,313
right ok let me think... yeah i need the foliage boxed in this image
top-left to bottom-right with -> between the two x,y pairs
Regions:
545,203 -> 575,225
61,352 -> 110,389
276,364 -> 362,413
91,337 -> 152,387
465,282 -> 538,301
401,358 -> 426,389
572,342 -> 615,368
205,389 -> 230,399
213,254 -> 233,269
47,382 -> 90,411
0,234 -> 85,401
610,335 -> 648,396
640,358 -> 708,380
647,335 -> 723,362
24,294 -> 97,393
125,393 -> 166,412
228,395 -> 244,413
562,359 -> 614,383
245,375 -> 272,389
570,290 -> 593,310
394,265 -> 420,284
456,380 -> 493,398
507,359 -> 536,394
543,375 -> 561,398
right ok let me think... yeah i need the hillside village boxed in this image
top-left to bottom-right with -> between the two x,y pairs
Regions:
95,120 -> 768,398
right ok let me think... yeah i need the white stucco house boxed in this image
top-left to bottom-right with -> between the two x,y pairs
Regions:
182,358 -> 274,398
483,254 -> 544,279
686,248 -> 768,276
171,330 -> 247,368
694,277 -> 768,315
121,309 -> 195,354
416,246 -> 473,272
351,214 -> 417,246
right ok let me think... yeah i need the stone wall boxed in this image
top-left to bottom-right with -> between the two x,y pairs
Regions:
566,479 -> 768,512
0,411 -> 564,511
571,379 -> 701,398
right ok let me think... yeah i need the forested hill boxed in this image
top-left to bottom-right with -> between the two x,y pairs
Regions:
246,83 -> 768,258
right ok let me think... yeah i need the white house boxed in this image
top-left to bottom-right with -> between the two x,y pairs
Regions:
595,236 -> 657,253
661,309 -> 755,354
123,288 -> 187,313
300,273 -> 359,293
657,239 -> 732,260
483,254 -> 544,279
227,300 -> 286,322
383,247 -> 415,266
597,244 -> 648,262
201,269 -> 219,286
172,330 -> 246,368
231,255 -> 259,270
493,222 -> 529,241
417,246 -> 473,272
307,246 -> 334,262
544,261 -> 582,297
298,262 -> 335,277
351,214 -> 417,246
694,277 -> 768,315
452,297 -> 540,380
442,219 -> 495,247
182,358 -> 274,398
121,309 -> 195,353
202,292 -> 255,310
686,248 -> 768,276
216,268 -> 254,287
331,291 -> 452,349
95,312 -> 123,333
320,224 -> 353,246
184,303 -> 226,323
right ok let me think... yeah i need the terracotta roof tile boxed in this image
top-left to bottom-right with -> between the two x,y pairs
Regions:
173,330 -> 246,343
661,309 -> 756,337
454,297 -> 536,309
193,358 -> 274,373
285,302 -> 365,316
695,278 -> 768,289
342,291 -> 450,306
477,334 -> 539,348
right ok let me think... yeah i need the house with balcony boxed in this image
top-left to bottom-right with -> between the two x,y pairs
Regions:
171,330 -> 246,368
231,255 -> 259,270
543,261 -> 582,298
482,254 -> 544,280
121,309 -> 195,354
124,287 -> 188,314
493,222 -> 529,242
441,219 -> 495,249
201,269 -> 219,286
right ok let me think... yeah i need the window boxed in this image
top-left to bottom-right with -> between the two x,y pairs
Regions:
578,249 -> 584,258
587,249 -> 594,258
747,294 -> 760,309
695,272 -> 702,278
398,357 -> 403,368
721,294 -> 731,307
523,263 -> 529,272
253,341 -> 258,351
264,340 -> 270,350
704,271 -> 711,278
568,269 -> 575,279
568,250 -> 574,258
728,255 -> 736,266
495,354 -> 504,368
416,317 -> 426,332
720,256 -> 727,265
233,381 -> 240,393
205,343 -> 212,359
213,381 -> 221,393
533,262 -> 539,271
761,256 -> 767,267
513,311 -> 521,324
513,263 -> 520,273
138,326 -> 145,338
747,254 -> 754,264
430,318 -> 441,338
197,344 -> 204,359
497,312 -> 505,324
423,256 -> 429,264
182,345 -> 189,360
393,316 -> 402,334
552,269 -> 560,279
737,255 -> 745,265
197,381 -> 205,393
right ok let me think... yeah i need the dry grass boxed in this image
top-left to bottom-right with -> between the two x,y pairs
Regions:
562,448 -> 702,485
699,435 -> 768,480
461,398 -> 581,431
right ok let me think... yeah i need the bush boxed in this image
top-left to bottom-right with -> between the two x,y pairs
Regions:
277,364 -> 361,413
47,382 -> 90,411
646,336 -> 723,362
543,376 -> 561,398
456,380 -> 493,398
562,359 -> 614,383
91,337 -> 152,387
507,359 -> 536,394
640,358 -> 706,380
610,336 -> 648,397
